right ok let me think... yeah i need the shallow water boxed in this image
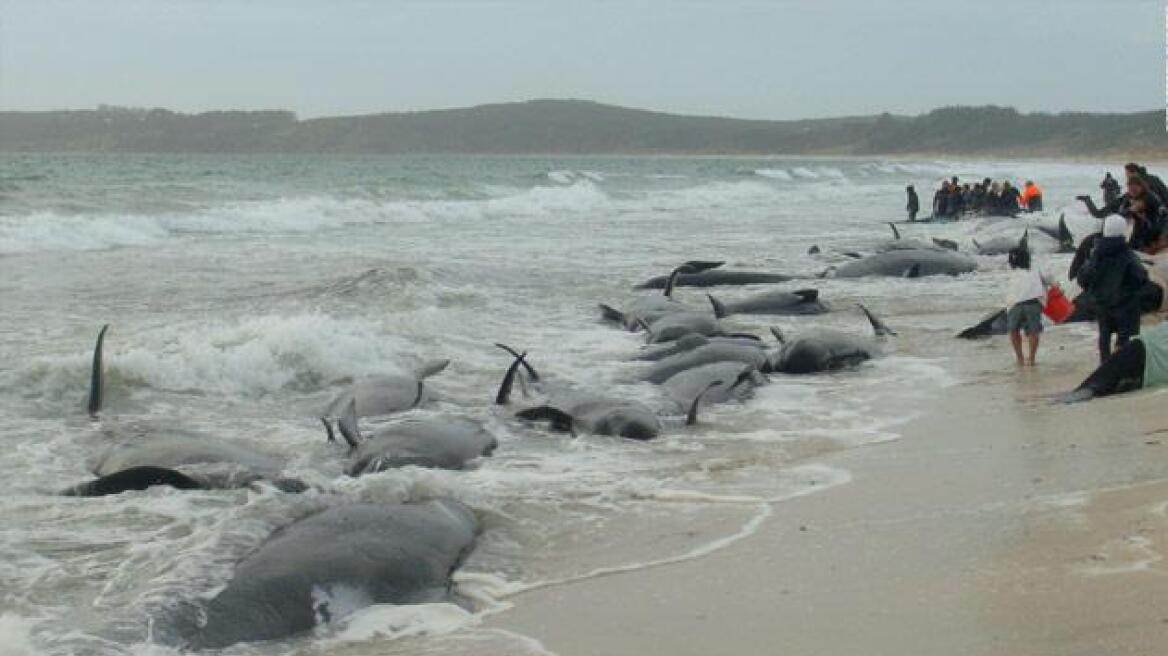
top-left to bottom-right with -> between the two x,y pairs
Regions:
0,154 -> 1109,654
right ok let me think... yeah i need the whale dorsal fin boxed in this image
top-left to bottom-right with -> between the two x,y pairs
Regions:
337,399 -> 362,450
686,380 -> 723,426
321,417 -> 337,443
888,223 -> 901,240
1019,229 -> 1029,251
1058,214 -> 1074,249
859,304 -> 896,336
770,327 -> 786,344
87,324 -> 110,417
707,294 -> 729,319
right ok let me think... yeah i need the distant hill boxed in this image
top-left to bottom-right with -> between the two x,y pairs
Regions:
0,99 -> 1164,157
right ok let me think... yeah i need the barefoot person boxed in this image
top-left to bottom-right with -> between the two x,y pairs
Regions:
1005,246 -> 1050,366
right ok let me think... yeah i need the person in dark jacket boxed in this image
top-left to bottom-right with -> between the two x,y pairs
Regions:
999,182 -> 1021,217
933,181 -> 950,218
1076,215 -> 1149,362
1125,163 -> 1168,206
1076,176 -> 1166,252
906,185 -> 919,222
1101,172 -> 1121,206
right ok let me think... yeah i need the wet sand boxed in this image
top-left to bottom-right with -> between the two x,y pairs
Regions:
488,324 -> 1168,655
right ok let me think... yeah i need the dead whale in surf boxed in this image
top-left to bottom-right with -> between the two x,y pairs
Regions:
641,340 -> 770,384
322,359 -> 449,424
766,305 -> 894,374
1032,214 -> 1075,253
661,361 -> 766,412
65,326 -> 303,496
829,249 -> 977,278
632,333 -> 763,362
495,347 -> 720,439
708,289 -> 828,318
178,499 -> 479,650
635,269 -> 793,289
325,401 -> 497,474
973,230 -> 1028,256
600,261 -> 723,331
877,223 -> 954,252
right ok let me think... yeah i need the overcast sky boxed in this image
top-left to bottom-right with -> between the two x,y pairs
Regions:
0,0 -> 1162,119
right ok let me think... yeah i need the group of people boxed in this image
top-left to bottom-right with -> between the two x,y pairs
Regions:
1005,162 -> 1168,371
905,177 -> 1043,221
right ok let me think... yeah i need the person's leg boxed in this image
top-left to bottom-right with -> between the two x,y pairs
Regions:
1026,333 -> 1040,365
1009,331 -> 1025,366
1116,310 -> 1139,350
1097,315 -> 1115,362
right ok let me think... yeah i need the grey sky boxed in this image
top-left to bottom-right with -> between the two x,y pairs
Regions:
0,0 -> 1162,119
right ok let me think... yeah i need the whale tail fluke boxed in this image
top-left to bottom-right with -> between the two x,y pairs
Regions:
337,399 -> 362,450
495,348 -> 531,405
859,304 -> 896,336
516,405 -> 576,435
686,380 -> 723,426
495,343 -> 540,381
87,324 -> 109,418
63,465 -> 206,497
707,294 -> 729,319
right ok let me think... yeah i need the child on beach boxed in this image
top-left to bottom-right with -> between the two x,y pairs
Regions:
1005,246 -> 1050,367
1076,215 -> 1149,362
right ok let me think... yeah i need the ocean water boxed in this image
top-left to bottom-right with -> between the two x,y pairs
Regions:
0,153 -> 1110,654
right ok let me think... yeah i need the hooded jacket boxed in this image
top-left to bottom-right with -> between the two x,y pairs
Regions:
1076,235 -> 1148,314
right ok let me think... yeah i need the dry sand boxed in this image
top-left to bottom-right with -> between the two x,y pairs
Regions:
485,324 -> 1168,656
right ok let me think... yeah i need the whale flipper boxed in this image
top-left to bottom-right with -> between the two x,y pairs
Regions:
87,324 -> 109,417
685,381 -> 723,426
859,304 -> 896,336
63,465 -> 206,497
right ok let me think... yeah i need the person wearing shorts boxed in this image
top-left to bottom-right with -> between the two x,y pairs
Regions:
1005,247 -> 1050,367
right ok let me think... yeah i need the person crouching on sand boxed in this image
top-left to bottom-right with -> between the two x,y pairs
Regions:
1076,215 -> 1149,363
1005,246 -> 1051,367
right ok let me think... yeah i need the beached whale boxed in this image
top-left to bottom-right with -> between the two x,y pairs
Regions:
322,359 -> 449,423
1057,322 -> 1168,403
326,403 -> 497,474
640,311 -> 723,343
179,499 -> 479,650
641,341 -> 770,384
632,333 -> 763,362
600,261 -> 724,330
1032,214 -> 1075,253
767,305 -> 894,374
635,270 -> 793,289
708,289 -> 828,318
661,361 -> 766,410
495,347 -> 720,439
956,308 -> 1008,339
972,230 -> 1028,256
65,326 -> 301,496
830,249 -> 977,278
877,223 -> 952,252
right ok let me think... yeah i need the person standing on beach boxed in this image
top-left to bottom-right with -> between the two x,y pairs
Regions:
906,185 -> 919,222
1005,246 -> 1050,367
1076,215 -> 1149,362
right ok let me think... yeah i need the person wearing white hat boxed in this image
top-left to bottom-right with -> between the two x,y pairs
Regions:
1076,215 -> 1150,362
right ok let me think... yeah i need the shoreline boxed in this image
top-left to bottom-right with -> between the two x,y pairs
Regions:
483,320 -> 1168,656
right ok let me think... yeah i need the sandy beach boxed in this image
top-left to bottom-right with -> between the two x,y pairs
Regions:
488,322 -> 1168,656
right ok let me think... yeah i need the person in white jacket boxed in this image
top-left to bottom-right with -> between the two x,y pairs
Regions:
1005,246 -> 1052,367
